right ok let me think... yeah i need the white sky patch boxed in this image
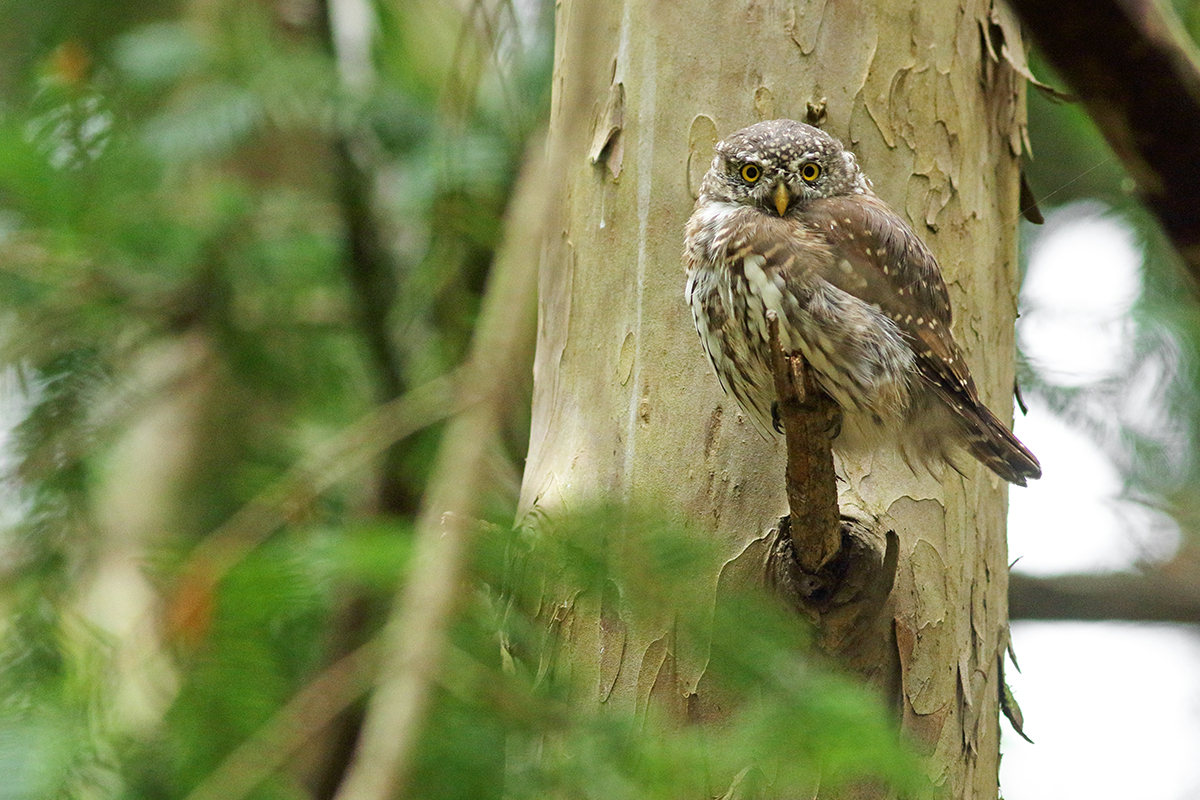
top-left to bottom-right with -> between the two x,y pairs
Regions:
1008,398 -> 1180,575
510,0 -> 546,49
1020,206 -> 1142,386
1006,201 -> 1196,800
1001,622 -> 1200,800
1010,200 -> 1183,573
0,367 -> 35,536
329,0 -> 375,92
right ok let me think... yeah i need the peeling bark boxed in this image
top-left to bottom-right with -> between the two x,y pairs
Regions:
520,1 -> 1027,797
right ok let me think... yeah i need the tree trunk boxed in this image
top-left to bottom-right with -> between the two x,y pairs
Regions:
519,1 -> 1028,797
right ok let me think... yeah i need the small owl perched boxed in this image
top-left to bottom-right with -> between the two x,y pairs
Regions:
684,119 -> 1040,485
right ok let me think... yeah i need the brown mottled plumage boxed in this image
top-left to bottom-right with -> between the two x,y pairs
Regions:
684,119 -> 1039,485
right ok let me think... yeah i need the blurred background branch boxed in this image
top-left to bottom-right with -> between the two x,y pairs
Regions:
1010,569 -> 1200,623
1010,0 -> 1200,289
332,128 -> 547,800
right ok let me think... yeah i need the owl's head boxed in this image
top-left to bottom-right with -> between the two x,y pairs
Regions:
700,119 -> 872,215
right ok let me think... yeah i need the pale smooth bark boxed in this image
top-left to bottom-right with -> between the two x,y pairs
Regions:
520,2 -> 1029,797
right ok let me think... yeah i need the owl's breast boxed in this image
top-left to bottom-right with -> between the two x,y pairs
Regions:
683,199 -> 744,265
685,206 -> 920,441
686,252 -> 779,435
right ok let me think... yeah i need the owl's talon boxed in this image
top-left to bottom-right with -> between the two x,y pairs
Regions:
828,407 -> 843,439
771,401 -> 784,434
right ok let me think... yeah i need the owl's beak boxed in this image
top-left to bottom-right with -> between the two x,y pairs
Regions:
772,181 -> 791,216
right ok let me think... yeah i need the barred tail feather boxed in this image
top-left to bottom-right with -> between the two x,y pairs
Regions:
962,406 -> 1041,486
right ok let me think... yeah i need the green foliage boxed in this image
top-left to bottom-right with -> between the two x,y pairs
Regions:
419,507 -> 925,800
0,0 -> 548,797
1023,51 -> 1200,538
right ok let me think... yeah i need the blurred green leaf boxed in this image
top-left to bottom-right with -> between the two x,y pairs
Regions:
112,23 -> 205,88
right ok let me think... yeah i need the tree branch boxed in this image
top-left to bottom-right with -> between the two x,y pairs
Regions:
333,138 -> 406,403
762,313 -> 899,661
1009,570 -> 1200,624
1008,0 -> 1200,286
184,642 -> 379,800
765,311 -> 841,573
330,132 -> 548,800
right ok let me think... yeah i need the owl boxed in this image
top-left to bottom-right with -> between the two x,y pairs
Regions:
684,119 -> 1040,485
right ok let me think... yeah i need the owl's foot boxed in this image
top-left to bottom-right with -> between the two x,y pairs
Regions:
828,406 -> 843,439
774,400 -> 842,438
771,401 -> 784,434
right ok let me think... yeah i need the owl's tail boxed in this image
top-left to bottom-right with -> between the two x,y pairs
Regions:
963,405 -> 1041,486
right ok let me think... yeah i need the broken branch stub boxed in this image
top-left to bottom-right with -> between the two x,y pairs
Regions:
764,313 -> 898,676
766,311 -> 840,573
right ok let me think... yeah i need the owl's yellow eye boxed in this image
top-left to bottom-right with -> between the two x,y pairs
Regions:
739,163 -> 762,183
800,162 -> 821,182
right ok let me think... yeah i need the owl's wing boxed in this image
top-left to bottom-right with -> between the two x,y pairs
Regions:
809,195 -> 1040,482
746,195 -> 1041,483
798,194 -> 974,397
